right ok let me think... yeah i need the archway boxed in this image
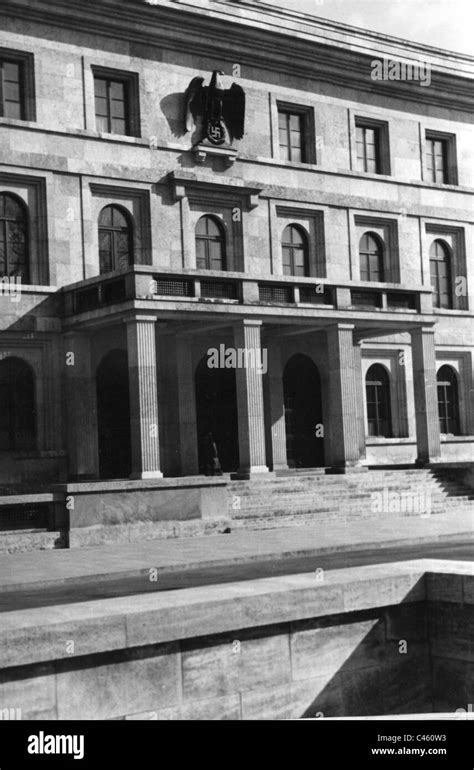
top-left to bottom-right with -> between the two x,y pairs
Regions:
195,356 -> 239,473
96,349 -> 131,479
283,354 -> 324,467
0,356 -> 36,451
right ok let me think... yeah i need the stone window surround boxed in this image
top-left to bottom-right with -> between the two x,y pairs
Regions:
420,125 -> 458,186
349,212 -> 400,284
270,95 -> 317,165
422,221 -> 468,312
272,203 -> 327,278
436,351 -> 473,437
361,349 -> 410,440
84,59 -> 141,138
0,47 -> 36,122
348,110 -> 391,176
85,182 -> 152,279
0,172 -> 49,286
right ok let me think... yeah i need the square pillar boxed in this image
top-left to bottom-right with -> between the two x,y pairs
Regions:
176,335 -> 199,475
410,326 -> 441,464
126,316 -> 163,479
64,332 -> 99,479
353,341 -> 367,461
234,319 -> 270,476
264,340 -> 288,471
325,323 -> 361,470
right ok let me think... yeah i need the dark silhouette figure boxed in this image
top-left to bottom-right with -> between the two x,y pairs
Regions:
203,432 -> 223,476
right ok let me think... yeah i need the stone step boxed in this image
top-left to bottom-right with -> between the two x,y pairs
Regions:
0,529 -> 67,554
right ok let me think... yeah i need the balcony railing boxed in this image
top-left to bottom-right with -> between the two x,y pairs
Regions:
63,267 -> 431,317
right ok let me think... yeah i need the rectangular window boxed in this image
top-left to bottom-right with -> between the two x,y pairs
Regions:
426,136 -> 448,183
0,51 -> 35,121
93,68 -> 140,137
277,104 -> 314,164
279,111 -> 305,162
356,124 -> 380,173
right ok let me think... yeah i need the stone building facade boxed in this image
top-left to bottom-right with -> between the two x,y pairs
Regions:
0,0 -> 473,491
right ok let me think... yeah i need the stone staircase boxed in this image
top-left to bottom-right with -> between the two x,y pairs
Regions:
227,467 -> 474,530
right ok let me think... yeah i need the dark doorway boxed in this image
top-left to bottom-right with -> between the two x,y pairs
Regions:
283,354 -> 324,468
195,356 -> 239,473
96,349 -> 131,479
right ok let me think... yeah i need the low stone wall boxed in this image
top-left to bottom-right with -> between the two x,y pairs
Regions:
0,560 -> 472,719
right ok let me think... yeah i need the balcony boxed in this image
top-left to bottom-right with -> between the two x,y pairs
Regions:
62,266 -> 433,321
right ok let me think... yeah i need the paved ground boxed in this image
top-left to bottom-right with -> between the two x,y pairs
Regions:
1,509 -> 473,598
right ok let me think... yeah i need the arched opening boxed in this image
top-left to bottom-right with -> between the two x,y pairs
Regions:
0,193 -> 29,282
283,354 -> 324,467
281,224 -> 309,277
365,363 -> 392,437
430,239 -> 452,309
98,204 -> 134,274
195,215 -> 226,271
437,365 -> 460,435
359,232 -> 384,282
195,356 -> 238,473
96,349 -> 131,479
0,356 -> 36,450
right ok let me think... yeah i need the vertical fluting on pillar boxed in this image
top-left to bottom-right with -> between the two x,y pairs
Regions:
326,323 -> 360,467
126,317 -> 162,478
411,326 -> 441,464
265,340 -> 288,470
234,320 -> 269,475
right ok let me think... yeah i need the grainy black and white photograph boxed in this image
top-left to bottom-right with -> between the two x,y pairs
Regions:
0,0 -> 473,762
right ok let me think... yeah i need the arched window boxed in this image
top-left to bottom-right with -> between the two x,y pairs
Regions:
282,225 -> 309,277
430,239 -> 452,309
437,365 -> 460,435
359,232 -> 384,282
98,205 -> 133,274
0,357 -> 36,450
195,216 -> 226,271
0,193 -> 29,281
365,364 -> 392,437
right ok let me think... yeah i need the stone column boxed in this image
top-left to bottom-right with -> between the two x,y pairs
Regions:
176,335 -> 199,475
265,340 -> 288,471
353,341 -> 367,460
126,316 -> 163,479
63,332 -> 99,479
325,323 -> 361,469
234,319 -> 269,476
410,326 -> 441,464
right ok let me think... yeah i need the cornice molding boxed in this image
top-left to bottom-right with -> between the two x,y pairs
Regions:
1,0 -> 473,113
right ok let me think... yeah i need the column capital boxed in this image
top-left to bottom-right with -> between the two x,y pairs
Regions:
234,318 -> 263,330
327,322 -> 355,333
124,315 -> 158,326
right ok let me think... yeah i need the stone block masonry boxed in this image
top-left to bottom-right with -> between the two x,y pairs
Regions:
0,560 -> 472,719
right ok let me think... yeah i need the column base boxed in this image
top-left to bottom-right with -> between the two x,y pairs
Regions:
325,463 -> 368,475
415,457 -> 442,467
232,466 -> 272,480
129,470 -> 164,480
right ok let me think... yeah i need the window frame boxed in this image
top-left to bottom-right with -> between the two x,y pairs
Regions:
281,223 -> 310,277
359,231 -> 385,283
365,363 -> 392,438
0,192 -> 29,282
195,215 -> 227,271
354,117 -> 390,176
0,49 -> 35,122
424,130 -> 458,186
92,66 -> 140,138
429,238 -> 453,310
437,365 -> 460,436
98,204 -> 134,274
276,101 -> 315,165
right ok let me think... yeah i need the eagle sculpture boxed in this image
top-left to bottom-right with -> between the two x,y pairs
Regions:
184,70 -> 245,146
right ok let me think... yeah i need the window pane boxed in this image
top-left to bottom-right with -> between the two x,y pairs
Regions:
196,239 -> 208,270
94,78 -> 107,98
111,116 -> 126,134
209,240 -> 223,270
